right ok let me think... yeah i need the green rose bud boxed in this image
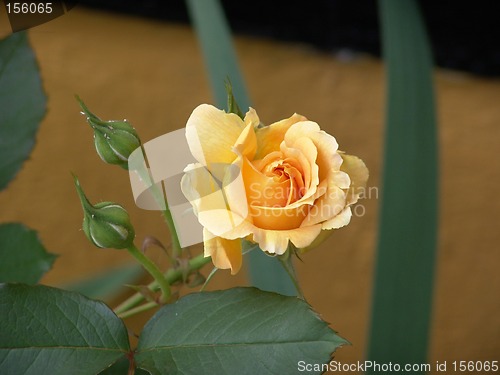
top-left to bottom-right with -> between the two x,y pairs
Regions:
73,175 -> 135,249
76,96 -> 141,169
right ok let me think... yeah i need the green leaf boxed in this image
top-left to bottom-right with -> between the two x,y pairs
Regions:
0,32 -> 46,191
367,0 -> 438,372
186,0 -> 296,296
0,223 -> 57,284
136,287 -> 346,374
0,284 -> 130,375
62,263 -> 143,300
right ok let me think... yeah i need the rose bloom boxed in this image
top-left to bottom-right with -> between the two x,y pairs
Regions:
181,104 -> 368,274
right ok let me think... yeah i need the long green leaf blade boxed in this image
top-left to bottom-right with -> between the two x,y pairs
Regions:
136,287 -> 347,374
185,0 -> 295,295
367,0 -> 438,371
0,284 -> 130,374
0,32 -> 46,191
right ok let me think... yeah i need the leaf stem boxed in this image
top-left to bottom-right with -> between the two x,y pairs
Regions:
126,244 -> 171,303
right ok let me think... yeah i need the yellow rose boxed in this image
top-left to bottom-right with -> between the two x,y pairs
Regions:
181,104 -> 368,274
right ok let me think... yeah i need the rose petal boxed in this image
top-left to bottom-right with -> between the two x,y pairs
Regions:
251,224 -> 322,255
242,157 -> 291,207
321,207 -> 352,230
255,113 -> 307,159
186,104 -> 245,169
203,228 -> 242,274
301,184 -> 346,227
198,209 -> 252,239
250,204 -> 310,230
244,107 -> 260,128
181,163 -> 226,214
285,121 -> 343,181
233,123 -> 257,160
182,161 -> 251,238
340,153 -> 369,205
280,137 -> 319,204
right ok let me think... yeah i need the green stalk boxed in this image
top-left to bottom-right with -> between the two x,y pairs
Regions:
161,204 -> 182,258
126,245 -> 171,303
278,251 -> 303,299
114,253 -> 212,315
118,301 -> 157,319
134,146 -> 182,258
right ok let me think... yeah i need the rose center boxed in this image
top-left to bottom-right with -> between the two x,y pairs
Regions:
258,158 -> 305,206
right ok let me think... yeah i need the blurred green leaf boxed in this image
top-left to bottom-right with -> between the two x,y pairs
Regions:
0,284 -> 130,375
185,0 -> 250,111
368,0 -> 438,372
63,263 -> 143,300
136,287 -> 346,374
0,223 -> 57,284
0,32 -> 46,191
186,0 -> 295,296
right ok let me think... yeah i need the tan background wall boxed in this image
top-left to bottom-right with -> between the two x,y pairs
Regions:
1,7 -> 499,372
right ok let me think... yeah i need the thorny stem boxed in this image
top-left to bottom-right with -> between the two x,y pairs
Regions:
134,144 -> 182,259
118,301 -> 158,319
161,203 -> 182,259
126,244 -> 171,303
115,253 -> 212,316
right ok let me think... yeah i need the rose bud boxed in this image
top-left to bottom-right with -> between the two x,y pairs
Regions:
76,96 -> 141,169
73,175 -> 135,249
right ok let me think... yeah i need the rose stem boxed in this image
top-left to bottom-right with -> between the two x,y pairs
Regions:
126,244 -> 172,303
115,253 -> 212,315
278,252 -> 304,299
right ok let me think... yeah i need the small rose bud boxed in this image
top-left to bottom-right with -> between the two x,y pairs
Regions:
73,175 -> 135,249
76,96 -> 141,169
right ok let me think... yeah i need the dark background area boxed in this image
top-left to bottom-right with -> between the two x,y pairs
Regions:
76,0 -> 499,77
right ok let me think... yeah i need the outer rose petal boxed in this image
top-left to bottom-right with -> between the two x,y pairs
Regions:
321,206 -> 352,230
340,153 -> 369,205
186,104 -> 245,168
181,163 -> 228,214
203,229 -> 242,274
251,224 -> 322,254
255,113 -> 307,159
244,107 -> 260,128
233,123 -> 257,160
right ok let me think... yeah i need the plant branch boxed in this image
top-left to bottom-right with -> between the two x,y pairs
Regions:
126,244 -> 171,303
115,253 -> 212,315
